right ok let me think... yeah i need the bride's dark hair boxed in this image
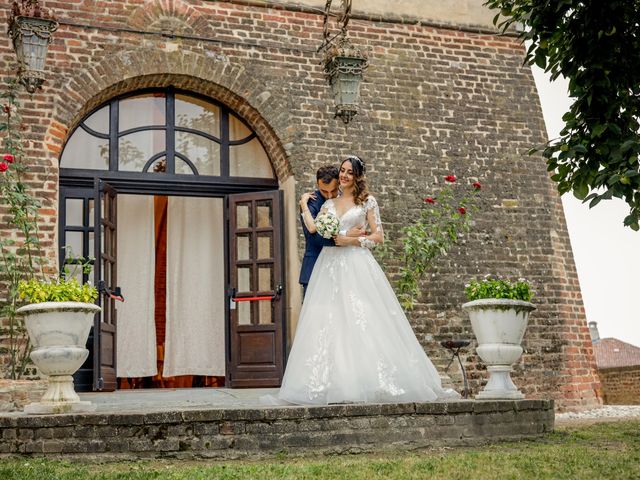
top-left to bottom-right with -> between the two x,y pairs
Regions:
342,155 -> 370,205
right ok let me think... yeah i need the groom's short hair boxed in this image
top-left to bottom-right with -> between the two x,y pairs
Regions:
316,165 -> 339,184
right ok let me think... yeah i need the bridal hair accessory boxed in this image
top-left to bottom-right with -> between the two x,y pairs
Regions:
344,154 -> 366,175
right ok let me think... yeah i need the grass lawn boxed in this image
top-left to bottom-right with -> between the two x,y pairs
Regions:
0,420 -> 638,479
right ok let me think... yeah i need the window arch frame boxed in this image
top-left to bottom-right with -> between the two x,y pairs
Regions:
59,87 -> 278,196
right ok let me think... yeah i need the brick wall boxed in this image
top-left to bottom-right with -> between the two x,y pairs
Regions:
0,0 -> 601,410
0,380 -> 47,412
598,366 -> 640,405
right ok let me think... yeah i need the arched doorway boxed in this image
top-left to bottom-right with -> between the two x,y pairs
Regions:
59,88 -> 286,392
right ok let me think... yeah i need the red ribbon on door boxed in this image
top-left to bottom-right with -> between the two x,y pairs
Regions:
232,295 -> 276,302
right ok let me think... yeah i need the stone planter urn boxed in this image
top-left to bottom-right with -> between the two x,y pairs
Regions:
462,299 -> 535,400
17,301 -> 101,414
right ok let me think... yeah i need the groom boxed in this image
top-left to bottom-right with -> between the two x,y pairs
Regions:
299,165 -> 340,296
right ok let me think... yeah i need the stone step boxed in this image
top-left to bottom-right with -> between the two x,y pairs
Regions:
0,397 -> 554,459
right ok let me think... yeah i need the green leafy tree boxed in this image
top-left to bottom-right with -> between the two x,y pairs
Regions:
485,1 -> 640,230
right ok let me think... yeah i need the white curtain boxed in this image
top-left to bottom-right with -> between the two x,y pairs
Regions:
163,197 -> 226,377
116,194 -> 157,377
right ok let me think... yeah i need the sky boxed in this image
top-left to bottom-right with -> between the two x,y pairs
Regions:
530,67 -> 639,347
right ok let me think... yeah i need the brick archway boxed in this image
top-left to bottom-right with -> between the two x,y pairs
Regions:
47,47 -> 305,354
46,48 -> 294,182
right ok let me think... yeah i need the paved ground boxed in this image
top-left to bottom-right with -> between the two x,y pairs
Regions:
555,405 -> 640,426
80,390 -> 640,425
78,388 -> 282,413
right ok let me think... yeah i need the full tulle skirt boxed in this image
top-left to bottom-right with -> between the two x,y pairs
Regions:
275,246 -> 459,405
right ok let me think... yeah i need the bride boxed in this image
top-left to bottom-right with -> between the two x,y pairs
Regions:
277,155 -> 459,405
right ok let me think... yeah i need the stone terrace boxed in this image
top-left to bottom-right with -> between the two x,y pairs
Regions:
0,389 -> 554,459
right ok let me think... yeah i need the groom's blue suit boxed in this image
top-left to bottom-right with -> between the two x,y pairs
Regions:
299,190 -> 335,294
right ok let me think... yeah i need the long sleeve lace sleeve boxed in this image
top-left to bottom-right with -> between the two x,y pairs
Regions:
359,196 -> 383,249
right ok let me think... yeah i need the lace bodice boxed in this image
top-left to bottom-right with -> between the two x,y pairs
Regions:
323,196 -> 382,230
322,196 -> 382,248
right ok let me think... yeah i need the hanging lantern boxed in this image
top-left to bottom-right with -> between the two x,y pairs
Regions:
319,0 -> 368,124
323,34 -> 368,124
7,1 -> 58,93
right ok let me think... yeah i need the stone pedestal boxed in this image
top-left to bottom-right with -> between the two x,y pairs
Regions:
475,365 -> 525,400
462,299 -> 536,400
17,302 -> 101,415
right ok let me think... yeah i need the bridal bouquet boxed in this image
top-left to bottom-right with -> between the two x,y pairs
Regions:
315,211 -> 340,239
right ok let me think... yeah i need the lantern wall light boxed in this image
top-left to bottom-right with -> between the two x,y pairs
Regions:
319,0 -> 368,124
7,0 -> 58,93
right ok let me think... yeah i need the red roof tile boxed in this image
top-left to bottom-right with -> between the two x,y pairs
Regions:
593,338 -> 640,369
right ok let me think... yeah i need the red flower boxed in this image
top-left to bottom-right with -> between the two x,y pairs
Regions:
3,153 -> 14,163
458,207 -> 466,215
424,196 -> 435,204
2,105 -> 10,114
0,162 -> 8,172
472,181 -> 481,190
444,175 -> 456,183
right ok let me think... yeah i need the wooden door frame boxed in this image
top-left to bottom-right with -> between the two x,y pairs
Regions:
93,179 -> 118,391
60,176 -> 282,391
60,185 -> 97,392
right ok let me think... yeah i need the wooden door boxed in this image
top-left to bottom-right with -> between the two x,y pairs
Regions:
227,191 -> 285,387
93,180 -> 118,391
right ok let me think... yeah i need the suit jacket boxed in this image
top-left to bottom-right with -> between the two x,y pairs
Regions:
299,190 -> 335,285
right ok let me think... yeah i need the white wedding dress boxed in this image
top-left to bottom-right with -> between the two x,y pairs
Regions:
275,196 -> 459,405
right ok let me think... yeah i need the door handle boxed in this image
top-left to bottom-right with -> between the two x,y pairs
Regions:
98,281 -> 125,302
228,285 -> 283,303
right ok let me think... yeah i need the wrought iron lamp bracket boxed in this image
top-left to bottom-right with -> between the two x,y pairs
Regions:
319,0 -> 352,53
